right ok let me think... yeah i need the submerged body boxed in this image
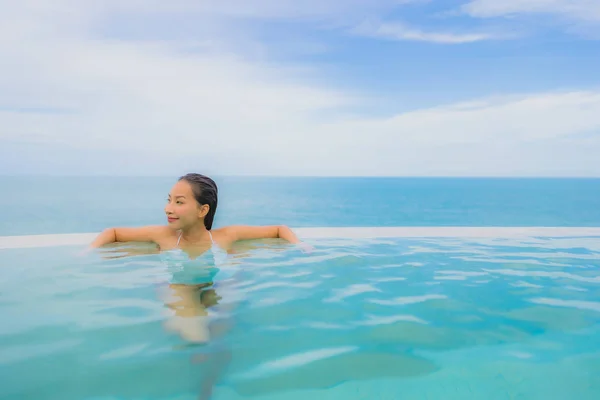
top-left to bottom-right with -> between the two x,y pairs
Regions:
159,229 -> 230,343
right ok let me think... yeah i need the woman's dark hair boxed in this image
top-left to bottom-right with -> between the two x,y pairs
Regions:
179,173 -> 218,230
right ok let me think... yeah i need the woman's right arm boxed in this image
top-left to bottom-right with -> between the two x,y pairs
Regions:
89,226 -> 165,248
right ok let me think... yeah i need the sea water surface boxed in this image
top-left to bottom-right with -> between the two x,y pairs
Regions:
1,176 -> 599,236
1,235 -> 600,399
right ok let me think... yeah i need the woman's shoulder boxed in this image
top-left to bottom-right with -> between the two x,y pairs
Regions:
210,225 -> 256,239
210,226 -> 234,241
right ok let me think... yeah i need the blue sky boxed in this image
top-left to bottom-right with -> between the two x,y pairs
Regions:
1,0 -> 599,176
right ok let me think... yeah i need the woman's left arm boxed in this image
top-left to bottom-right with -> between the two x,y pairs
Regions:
222,225 -> 302,244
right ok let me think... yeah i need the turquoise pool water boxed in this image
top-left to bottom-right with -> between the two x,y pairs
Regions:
2,235 -> 600,399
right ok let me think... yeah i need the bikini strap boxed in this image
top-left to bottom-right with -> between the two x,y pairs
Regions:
208,230 -> 215,244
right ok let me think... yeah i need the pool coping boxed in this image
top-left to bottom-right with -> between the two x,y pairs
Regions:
1,227 -> 600,249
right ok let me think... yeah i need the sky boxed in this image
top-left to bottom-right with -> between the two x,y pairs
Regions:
1,0 -> 600,177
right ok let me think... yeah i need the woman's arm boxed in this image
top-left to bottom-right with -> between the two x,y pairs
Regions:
221,225 -> 301,244
89,226 -> 165,248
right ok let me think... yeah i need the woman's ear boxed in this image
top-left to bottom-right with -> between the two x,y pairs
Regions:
198,204 -> 210,219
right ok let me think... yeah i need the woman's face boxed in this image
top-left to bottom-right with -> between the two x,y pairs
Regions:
164,180 -> 208,230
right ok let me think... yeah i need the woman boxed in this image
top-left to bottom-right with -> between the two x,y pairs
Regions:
90,172 -> 304,342
89,173 -> 307,398
90,172 -> 302,252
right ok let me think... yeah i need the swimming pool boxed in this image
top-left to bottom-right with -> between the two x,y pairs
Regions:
2,228 -> 600,399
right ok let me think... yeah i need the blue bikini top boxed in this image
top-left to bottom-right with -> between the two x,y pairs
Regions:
160,230 -> 230,285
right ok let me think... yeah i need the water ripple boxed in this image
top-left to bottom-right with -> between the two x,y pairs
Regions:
358,314 -> 428,325
234,347 -> 358,380
324,284 -> 381,303
485,268 -> 600,284
529,298 -> 600,312
369,294 -> 448,306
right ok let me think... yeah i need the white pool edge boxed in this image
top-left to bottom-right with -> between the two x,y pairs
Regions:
1,227 -> 600,249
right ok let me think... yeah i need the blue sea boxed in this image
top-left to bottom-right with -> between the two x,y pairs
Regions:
1,176 -> 600,399
1,176 -> 599,236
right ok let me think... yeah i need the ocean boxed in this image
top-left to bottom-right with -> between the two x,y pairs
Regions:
1,176 -> 599,236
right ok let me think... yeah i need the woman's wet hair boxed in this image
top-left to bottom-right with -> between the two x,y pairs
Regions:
179,173 -> 218,230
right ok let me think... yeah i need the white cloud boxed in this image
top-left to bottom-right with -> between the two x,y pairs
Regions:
354,20 -> 503,43
178,0 -> 417,20
329,91 -> 600,144
0,2 -> 358,149
462,0 -> 600,22
1,1 -> 599,176
8,0 -> 417,27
